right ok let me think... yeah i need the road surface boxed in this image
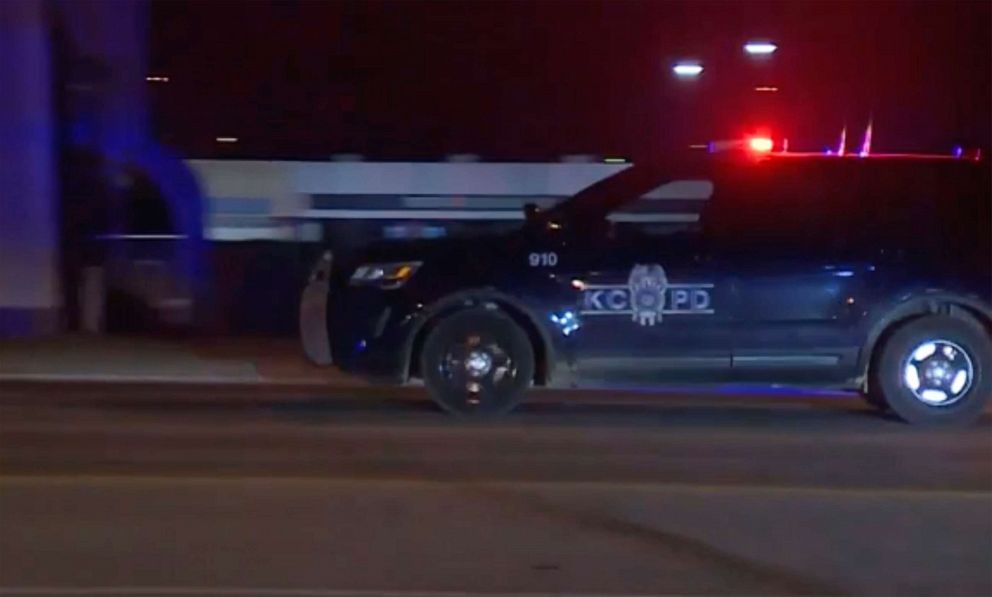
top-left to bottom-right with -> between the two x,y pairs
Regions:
0,382 -> 989,596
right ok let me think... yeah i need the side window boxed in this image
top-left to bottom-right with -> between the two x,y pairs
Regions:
608,179 -> 713,238
705,162 -> 859,256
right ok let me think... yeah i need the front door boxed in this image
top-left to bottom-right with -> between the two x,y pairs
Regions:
563,229 -> 734,386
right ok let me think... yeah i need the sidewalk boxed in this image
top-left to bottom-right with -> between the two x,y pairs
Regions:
0,334 -> 359,386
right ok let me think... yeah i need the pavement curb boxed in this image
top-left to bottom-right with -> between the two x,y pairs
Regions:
0,373 -> 374,391
0,373 -> 338,387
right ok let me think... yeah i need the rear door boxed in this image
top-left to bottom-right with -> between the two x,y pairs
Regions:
709,160 -> 873,383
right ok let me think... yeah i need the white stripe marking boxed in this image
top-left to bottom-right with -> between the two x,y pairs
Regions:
0,373 -> 334,386
206,226 -> 299,241
301,209 -> 698,223
578,310 -> 715,315
0,588 -> 652,597
581,283 -> 714,290
303,209 -> 524,220
94,234 -> 188,240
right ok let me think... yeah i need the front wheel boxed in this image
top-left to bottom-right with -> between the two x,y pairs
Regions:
420,308 -> 535,417
872,315 -> 991,425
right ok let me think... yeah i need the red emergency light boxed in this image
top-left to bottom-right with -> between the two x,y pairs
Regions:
747,137 -> 774,153
704,129 -> 985,163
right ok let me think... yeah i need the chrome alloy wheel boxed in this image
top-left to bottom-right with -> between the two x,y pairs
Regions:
440,334 -> 518,406
901,339 -> 974,406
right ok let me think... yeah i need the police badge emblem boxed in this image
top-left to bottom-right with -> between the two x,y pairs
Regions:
580,264 -> 713,323
628,264 -> 668,326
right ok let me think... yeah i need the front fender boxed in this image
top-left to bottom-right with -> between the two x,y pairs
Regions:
399,287 -> 558,384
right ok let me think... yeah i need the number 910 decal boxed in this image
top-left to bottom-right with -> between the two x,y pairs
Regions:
529,252 -> 558,267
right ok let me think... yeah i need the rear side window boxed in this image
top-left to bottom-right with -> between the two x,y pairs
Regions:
860,162 -> 990,257
861,163 -> 939,249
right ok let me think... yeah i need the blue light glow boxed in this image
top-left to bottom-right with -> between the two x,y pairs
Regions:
550,310 -> 580,336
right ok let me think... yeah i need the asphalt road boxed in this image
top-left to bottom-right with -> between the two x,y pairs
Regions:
0,382 -> 990,597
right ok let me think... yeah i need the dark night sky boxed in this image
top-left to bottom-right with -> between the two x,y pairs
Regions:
149,0 -> 991,161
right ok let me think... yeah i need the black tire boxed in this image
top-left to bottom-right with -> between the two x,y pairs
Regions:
862,344 -> 895,412
873,315 -> 991,425
420,308 -> 535,417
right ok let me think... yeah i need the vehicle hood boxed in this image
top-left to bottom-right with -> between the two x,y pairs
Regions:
358,234 -> 513,262
334,231 -> 524,278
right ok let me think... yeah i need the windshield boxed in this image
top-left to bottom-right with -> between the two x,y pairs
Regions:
543,165 -> 666,222
543,156 -> 711,223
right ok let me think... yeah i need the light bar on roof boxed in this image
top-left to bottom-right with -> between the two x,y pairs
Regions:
748,137 -> 774,152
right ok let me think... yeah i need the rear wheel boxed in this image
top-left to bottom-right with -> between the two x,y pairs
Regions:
872,315 -> 991,425
420,308 -> 534,417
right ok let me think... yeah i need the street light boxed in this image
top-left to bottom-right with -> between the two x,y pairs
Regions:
673,63 -> 703,77
744,42 -> 777,55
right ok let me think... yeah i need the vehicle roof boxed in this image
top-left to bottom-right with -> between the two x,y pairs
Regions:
549,152 -> 989,220
758,153 -> 987,170
731,153 -> 990,180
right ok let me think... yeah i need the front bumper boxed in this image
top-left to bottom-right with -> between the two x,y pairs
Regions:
327,285 -> 420,383
300,252 -> 333,365
300,253 -> 420,383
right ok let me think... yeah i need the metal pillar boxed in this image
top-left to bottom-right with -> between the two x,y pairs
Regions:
0,0 -> 61,336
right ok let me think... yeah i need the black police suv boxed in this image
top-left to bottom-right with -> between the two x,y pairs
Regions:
301,152 -> 991,424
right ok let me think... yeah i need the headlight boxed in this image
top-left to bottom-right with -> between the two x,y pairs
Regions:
349,261 -> 422,288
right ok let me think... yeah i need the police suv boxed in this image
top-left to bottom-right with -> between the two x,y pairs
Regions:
301,152 -> 991,424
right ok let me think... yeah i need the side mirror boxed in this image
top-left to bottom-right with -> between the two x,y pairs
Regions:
523,202 -> 540,223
